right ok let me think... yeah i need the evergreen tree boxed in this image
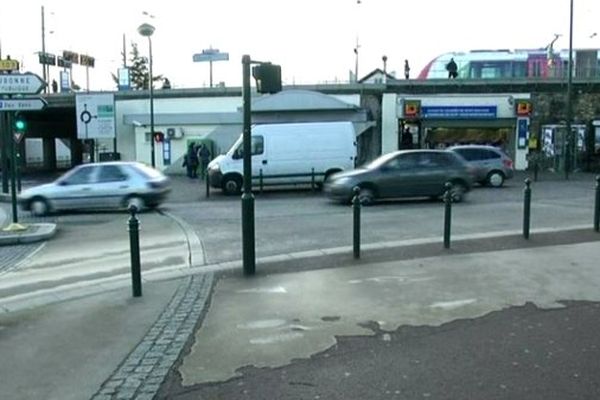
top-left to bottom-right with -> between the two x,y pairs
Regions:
112,42 -> 163,90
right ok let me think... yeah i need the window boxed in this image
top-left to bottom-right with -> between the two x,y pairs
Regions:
251,136 -> 264,155
233,136 -> 264,159
97,165 -> 128,183
62,166 -> 95,185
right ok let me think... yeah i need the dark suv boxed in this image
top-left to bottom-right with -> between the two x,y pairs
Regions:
448,145 -> 514,187
324,150 -> 473,205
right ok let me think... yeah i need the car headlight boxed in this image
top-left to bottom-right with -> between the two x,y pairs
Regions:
208,163 -> 220,172
333,177 -> 353,185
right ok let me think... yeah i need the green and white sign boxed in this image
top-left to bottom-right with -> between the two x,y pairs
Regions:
75,93 -> 116,139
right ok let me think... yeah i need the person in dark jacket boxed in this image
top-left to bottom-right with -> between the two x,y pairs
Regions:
446,57 -> 458,79
197,144 -> 211,180
183,142 -> 199,178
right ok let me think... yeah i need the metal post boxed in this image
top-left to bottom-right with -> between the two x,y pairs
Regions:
8,112 -> 17,224
128,205 -> 142,297
259,169 -> 263,193
41,6 -> 47,93
241,55 -> 255,276
205,173 -> 210,198
311,168 -> 315,191
565,0 -> 574,180
16,150 -> 21,193
352,186 -> 361,259
594,176 -> 600,232
443,182 -> 452,249
523,178 -> 532,239
148,36 -> 156,168
1,112 -> 8,193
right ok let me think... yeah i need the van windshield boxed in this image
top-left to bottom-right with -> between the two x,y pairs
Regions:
226,136 -> 243,157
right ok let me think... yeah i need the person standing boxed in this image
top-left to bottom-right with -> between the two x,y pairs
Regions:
404,60 -> 410,80
184,142 -> 199,178
197,144 -> 211,180
446,57 -> 458,79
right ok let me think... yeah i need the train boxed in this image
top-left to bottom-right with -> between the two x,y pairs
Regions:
417,48 -> 600,80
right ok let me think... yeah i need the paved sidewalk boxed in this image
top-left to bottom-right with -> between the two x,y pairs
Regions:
0,227 -> 599,400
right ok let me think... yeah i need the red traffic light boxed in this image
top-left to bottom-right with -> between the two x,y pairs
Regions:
153,132 -> 164,143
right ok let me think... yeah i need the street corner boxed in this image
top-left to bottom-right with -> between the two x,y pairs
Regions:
0,222 -> 57,245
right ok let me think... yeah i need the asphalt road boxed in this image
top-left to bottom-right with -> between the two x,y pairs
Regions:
163,301 -> 600,400
165,173 -> 599,265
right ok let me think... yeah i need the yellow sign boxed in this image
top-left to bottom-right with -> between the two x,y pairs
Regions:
0,59 -> 19,71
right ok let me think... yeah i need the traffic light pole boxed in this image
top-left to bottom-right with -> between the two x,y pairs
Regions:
8,111 -> 17,224
241,55 -> 255,276
1,111 -> 8,193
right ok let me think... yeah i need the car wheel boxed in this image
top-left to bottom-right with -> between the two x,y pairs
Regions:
30,197 -> 49,216
487,171 -> 505,188
222,176 -> 242,195
125,196 -> 145,212
358,187 -> 375,206
449,182 -> 467,203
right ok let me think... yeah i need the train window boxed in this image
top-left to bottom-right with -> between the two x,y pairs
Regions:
513,62 -> 527,78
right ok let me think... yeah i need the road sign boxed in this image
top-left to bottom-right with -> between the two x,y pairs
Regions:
0,73 -> 45,95
13,132 -> 24,144
76,93 -> 116,139
0,59 -> 19,71
193,49 -> 229,62
0,98 -> 47,111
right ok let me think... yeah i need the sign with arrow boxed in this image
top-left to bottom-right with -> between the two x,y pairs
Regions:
13,132 -> 24,144
0,73 -> 45,95
0,98 -> 47,111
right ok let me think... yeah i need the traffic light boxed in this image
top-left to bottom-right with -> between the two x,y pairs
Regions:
14,113 -> 26,132
153,131 -> 165,143
252,63 -> 282,94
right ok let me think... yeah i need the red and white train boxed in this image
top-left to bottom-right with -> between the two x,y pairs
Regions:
417,48 -> 600,79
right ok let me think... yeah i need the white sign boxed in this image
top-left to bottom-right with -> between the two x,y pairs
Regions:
0,73 -> 45,94
0,98 -> 47,111
75,93 -> 116,139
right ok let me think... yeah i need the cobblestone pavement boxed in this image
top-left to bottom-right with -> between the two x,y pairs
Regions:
90,272 -> 214,400
0,205 -> 57,274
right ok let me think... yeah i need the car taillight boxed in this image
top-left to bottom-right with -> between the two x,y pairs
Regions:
503,159 -> 513,169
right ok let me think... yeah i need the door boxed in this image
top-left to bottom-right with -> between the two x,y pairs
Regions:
376,153 -> 423,198
53,165 -> 97,210
91,164 -> 131,209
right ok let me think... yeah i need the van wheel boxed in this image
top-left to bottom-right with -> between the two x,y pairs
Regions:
222,176 -> 242,195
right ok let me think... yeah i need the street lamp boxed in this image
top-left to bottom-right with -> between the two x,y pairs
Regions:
137,22 -> 156,167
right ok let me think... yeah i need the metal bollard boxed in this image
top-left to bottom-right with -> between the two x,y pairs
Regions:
128,205 -> 142,297
523,178 -> 532,239
352,186 -> 361,259
205,173 -> 210,198
443,182 -> 452,249
594,176 -> 600,232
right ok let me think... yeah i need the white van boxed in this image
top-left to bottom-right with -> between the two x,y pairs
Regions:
207,121 -> 356,195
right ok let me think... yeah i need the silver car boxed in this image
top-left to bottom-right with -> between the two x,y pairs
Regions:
19,162 -> 171,216
448,145 -> 514,187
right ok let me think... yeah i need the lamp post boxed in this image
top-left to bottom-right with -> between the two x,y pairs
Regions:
565,0 -> 574,179
138,22 -> 156,167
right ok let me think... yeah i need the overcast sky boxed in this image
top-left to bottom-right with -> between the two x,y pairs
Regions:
1,0 -> 599,91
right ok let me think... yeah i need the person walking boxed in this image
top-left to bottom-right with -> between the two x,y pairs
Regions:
404,60 -> 410,80
197,144 -> 211,180
446,57 -> 458,79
